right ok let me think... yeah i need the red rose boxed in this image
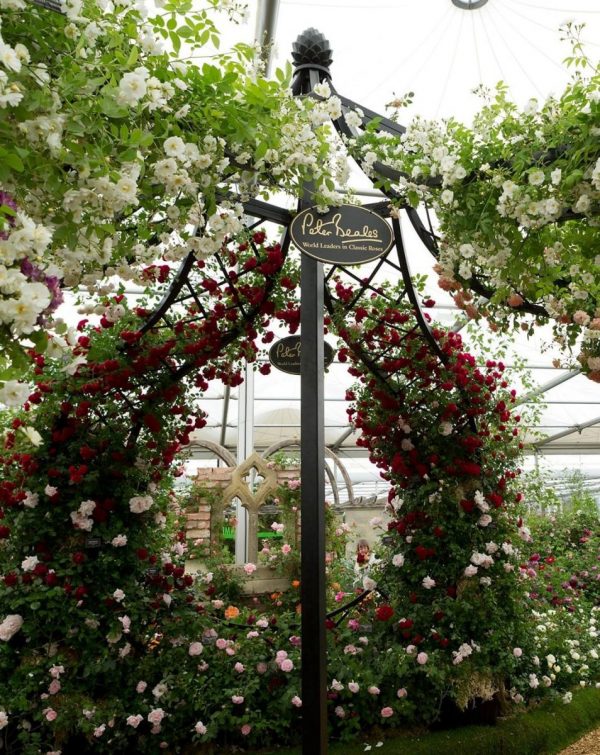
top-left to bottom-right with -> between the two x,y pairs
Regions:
3,572 -> 17,587
0,526 -> 10,539
375,605 -> 394,621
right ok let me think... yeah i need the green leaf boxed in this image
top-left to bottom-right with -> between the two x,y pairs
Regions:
169,31 -> 181,54
28,331 -> 48,353
126,46 -> 139,67
5,153 -> 24,172
100,95 -> 129,119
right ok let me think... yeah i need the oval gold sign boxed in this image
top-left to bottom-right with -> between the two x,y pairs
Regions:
290,204 -> 393,265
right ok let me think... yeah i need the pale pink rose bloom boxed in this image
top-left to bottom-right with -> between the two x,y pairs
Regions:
194,721 -> 207,735
231,695 -> 244,704
188,642 -> 203,656
0,711 -> 8,730
93,725 -> 106,737
162,594 -> 172,607
212,600 -> 224,610
129,495 -> 153,514
0,614 -> 23,641
256,662 -> 267,674
287,479 -> 300,490
126,714 -> 143,728
291,696 -> 302,707
136,681 -> 147,693
381,707 -> 394,718
234,662 -> 245,673
334,706 -> 345,718
280,659 -> 294,672
368,686 -> 380,695
151,725 -> 161,735
225,647 -> 236,656
43,708 -> 57,721
118,616 -> 131,634
216,638 -> 228,650
243,563 -> 257,575
48,680 -> 61,695
348,682 -> 360,693
417,652 -> 428,665
49,665 -> 64,679
21,556 -> 39,572
147,708 -> 165,725
276,650 -> 288,661
397,688 -> 408,698
281,544 -> 292,555
241,724 -> 252,736
111,535 -> 127,547
513,647 -> 523,658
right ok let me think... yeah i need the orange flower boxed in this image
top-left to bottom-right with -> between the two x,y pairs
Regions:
224,605 -> 239,620
291,580 -> 300,588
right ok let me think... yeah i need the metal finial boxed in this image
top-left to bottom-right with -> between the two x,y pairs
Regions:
291,28 -> 333,70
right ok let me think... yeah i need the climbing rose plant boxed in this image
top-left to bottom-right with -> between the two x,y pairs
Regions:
0,0 -> 344,383
348,23 -> 600,378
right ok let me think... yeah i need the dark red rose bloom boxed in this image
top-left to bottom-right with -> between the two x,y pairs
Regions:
375,605 -> 394,621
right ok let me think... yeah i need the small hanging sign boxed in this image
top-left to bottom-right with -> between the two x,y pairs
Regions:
269,335 -> 334,375
290,204 -> 393,265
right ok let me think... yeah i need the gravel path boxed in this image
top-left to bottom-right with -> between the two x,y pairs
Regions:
559,729 -> 600,754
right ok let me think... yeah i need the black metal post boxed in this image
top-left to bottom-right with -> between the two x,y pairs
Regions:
300,251 -> 328,755
291,29 -> 334,755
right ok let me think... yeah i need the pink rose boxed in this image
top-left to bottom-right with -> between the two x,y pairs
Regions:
93,725 -> 106,737
147,708 -> 165,725
216,638 -> 228,650
136,681 -> 147,693
513,647 -> 523,658
417,652 -> 428,665
43,708 -> 57,722
188,642 -> 203,656
243,563 -> 257,575
397,688 -> 407,698
348,682 -> 360,693
381,707 -> 394,718
291,696 -> 302,707
280,659 -> 294,672
0,614 -> 23,641
48,680 -> 61,695
231,695 -> 244,705
194,721 -> 207,735
49,665 -> 64,679
241,724 -> 252,736
126,714 -> 143,728
234,662 -> 245,673
256,662 -> 267,674
368,686 -> 380,695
